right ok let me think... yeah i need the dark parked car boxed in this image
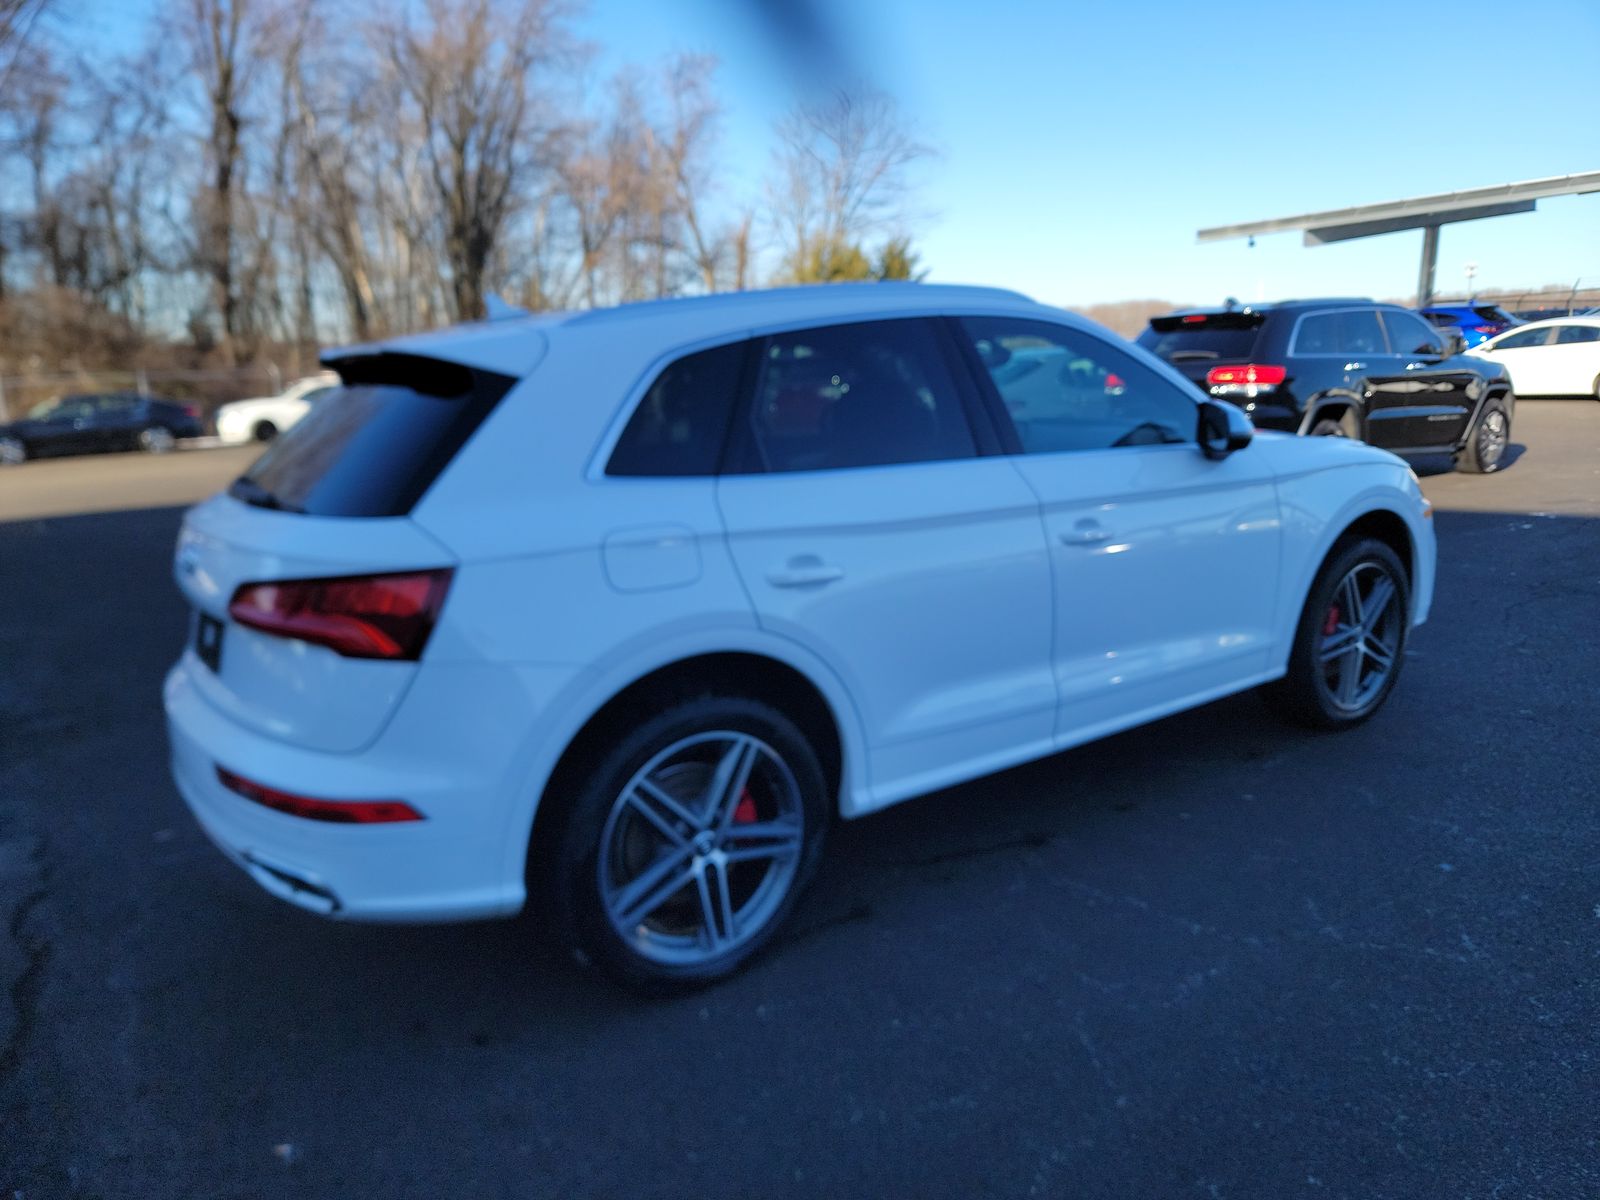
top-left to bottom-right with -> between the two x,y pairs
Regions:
0,392 -> 202,465
1136,299 -> 1515,474
1418,303 -> 1520,348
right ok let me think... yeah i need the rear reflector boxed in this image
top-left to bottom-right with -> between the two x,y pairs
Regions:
1206,364 -> 1287,387
228,568 -> 453,660
216,766 -> 424,824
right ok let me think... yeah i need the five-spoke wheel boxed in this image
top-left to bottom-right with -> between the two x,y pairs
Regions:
1277,537 -> 1410,728
1317,562 -> 1402,715
545,694 -> 828,990
599,732 -> 806,967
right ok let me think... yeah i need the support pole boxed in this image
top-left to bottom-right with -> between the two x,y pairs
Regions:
1417,224 -> 1440,307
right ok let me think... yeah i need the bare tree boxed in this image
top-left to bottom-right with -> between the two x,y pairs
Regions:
3,0 -> 929,382
552,72 -> 667,308
177,0 -> 273,363
279,0 -> 381,339
769,86 -> 930,281
7,50 -> 67,288
659,53 -> 729,293
0,0 -> 50,89
382,0 -> 569,322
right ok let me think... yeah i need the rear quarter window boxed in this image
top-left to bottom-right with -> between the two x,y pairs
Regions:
606,341 -> 748,477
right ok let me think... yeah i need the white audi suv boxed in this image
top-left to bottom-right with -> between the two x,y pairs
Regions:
165,283 -> 1436,988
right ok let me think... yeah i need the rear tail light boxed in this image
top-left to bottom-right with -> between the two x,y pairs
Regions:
216,766 -> 423,823
1472,325 -> 1496,334
228,568 -> 453,660
183,403 -> 201,419
1205,364 -> 1287,387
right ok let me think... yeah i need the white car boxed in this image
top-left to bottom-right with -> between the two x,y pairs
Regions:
1472,316 -> 1600,399
164,284 -> 1436,988
213,373 -> 339,445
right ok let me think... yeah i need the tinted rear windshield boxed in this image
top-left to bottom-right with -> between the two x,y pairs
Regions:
1137,313 -> 1264,362
229,354 -> 515,517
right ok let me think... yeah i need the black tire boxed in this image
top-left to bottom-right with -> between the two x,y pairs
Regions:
543,693 -> 829,992
1274,537 -> 1410,730
252,419 -> 278,442
1309,410 -> 1359,439
1455,396 -> 1510,474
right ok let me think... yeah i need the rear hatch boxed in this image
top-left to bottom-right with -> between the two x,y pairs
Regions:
1136,311 -> 1267,389
1471,305 -> 1519,331
173,353 -> 515,753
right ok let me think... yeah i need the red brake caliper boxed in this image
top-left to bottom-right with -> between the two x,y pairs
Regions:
1323,605 -> 1341,637
732,788 -> 758,824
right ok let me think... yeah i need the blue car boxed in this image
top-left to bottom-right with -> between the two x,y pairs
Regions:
1418,303 -> 1520,348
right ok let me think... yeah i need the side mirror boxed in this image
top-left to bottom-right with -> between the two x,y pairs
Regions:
1198,399 -> 1252,460
1443,332 -> 1467,356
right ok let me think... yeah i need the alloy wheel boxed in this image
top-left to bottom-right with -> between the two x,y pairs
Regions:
141,426 -> 176,453
598,731 -> 805,967
1478,409 -> 1507,468
0,437 -> 24,465
1317,561 -> 1403,714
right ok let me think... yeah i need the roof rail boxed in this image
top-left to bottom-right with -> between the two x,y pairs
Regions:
564,281 -> 1035,326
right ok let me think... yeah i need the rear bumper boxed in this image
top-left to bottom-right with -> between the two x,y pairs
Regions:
164,652 -> 576,922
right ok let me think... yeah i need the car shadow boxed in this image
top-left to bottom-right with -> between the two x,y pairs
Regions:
5,504 -> 1594,1033
1405,442 -> 1526,477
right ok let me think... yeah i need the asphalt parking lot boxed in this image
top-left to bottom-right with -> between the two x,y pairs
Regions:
3,402 -> 1598,1198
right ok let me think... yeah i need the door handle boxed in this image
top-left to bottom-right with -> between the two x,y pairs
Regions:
1343,362 -> 1366,372
1060,521 -> 1112,547
766,558 -> 845,588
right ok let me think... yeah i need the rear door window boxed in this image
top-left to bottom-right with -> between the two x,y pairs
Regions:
230,354 -> 515,516
1292,310 -> 1386,356
742,319 -> 978,473
1553,325 -> 1600,345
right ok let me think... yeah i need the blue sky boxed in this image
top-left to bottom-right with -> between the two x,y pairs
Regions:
61,0 -> 1600,307
592,0 -> 1600,305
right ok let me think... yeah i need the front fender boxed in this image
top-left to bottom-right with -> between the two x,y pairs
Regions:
1268,455 -> 1436,665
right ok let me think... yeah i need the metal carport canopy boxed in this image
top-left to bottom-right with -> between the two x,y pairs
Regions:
1196,170 -> 1600,305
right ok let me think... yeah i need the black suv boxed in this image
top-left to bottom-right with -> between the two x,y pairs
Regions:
1136,299 -> 1514,473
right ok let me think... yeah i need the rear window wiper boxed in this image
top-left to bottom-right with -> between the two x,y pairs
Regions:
229,477 -> 304,513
